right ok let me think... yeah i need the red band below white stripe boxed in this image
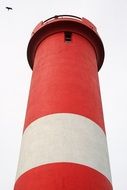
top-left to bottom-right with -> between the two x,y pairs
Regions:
15,163 -> 112,190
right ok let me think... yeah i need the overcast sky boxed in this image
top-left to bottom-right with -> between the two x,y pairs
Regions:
0,0 -> 127,189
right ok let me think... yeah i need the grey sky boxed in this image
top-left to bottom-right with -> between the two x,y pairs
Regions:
0,0 -> 127,189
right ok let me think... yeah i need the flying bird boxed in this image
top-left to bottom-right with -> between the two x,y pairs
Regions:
6,7 -> 13,11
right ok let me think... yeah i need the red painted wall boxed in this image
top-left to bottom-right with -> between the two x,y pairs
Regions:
24,32 -> 105,131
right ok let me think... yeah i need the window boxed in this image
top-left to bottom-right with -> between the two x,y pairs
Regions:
64,31 -> 72,42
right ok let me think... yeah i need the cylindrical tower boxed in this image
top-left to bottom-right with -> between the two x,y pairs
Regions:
14,15 -> 112,190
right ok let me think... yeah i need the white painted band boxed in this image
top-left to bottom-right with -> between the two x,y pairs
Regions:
16,113 -> 111,181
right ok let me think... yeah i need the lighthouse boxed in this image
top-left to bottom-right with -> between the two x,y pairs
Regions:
14,15 -> 112,190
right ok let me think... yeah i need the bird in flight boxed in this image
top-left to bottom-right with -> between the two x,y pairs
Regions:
6,7 -> 13,11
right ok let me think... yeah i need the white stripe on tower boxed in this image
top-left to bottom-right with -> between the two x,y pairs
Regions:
16,113 -> 111,182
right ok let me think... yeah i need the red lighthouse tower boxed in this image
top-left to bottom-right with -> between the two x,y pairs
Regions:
14,15 -> 112,190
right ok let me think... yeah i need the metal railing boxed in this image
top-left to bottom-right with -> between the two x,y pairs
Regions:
43,15 -> 82,24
